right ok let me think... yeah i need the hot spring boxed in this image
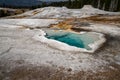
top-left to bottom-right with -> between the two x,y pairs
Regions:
44,30 -> 106,52
33,30 -> 106,52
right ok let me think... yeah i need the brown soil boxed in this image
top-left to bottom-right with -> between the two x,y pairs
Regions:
50,19 -> 73,30
10,15 -> 29,19
1,64 -> 120,80
79,15 -> 120,25
50,15 -> 120,32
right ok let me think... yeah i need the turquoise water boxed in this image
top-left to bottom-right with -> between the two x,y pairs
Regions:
45,30 -> 98,50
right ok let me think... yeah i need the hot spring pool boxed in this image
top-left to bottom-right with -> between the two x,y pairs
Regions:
34,29 -> 106,52
45,30 -> 103,50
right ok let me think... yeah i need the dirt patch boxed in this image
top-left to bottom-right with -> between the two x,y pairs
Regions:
32,10 -> 40,15
80,15 -> 120,25
10,15 -> 29,19
50,19 -> 73,30
1,64 -> 120,80
71,27 -> 91,32
0,9 -> 28,18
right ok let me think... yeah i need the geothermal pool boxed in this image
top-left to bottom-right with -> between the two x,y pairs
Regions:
33,30 -> 105,52
45,30 -> 102,50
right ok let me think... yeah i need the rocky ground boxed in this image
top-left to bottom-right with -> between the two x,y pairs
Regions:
0,5 -> 120,80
